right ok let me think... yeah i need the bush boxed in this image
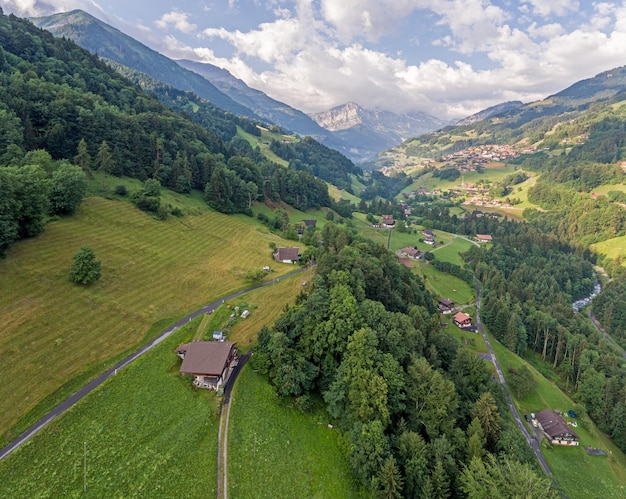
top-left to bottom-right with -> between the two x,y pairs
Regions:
114,184 -> 128,196
69,246 -> 101,285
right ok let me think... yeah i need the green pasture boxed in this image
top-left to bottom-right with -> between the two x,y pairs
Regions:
0,195 -> 298,439
431,236 -> 476,266
0,319 -> 221,498
328,183 -> 361,204
489,336 -> 626,498
228,366 -> 364,498
413,262 -> 475,305
591,234 -> 626,264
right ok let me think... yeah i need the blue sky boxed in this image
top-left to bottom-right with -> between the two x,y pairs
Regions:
3,0 -> 626,120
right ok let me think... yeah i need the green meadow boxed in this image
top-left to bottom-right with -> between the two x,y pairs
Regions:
489,335 -> 626,498
0,318 -> 220,498
0,193 -> 298,441
413,262 -> 475,305
227,366 -> 364,498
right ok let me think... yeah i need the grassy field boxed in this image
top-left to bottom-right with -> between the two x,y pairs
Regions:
489,336 -> 626,498
228,366 -> 364,498
413,262 -> 475,305
0,318 -> 221,498
0,195 -> 298,440
591,234 -> 626,264
431,236 -> 476,266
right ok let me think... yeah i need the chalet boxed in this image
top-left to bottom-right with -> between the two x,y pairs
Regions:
302,219 -> 317,229
274,247 -> 300,263
453,312 -> 472,328
421,229 -> 433,236
438,298 -> 455,314
381,214 -> 395,228
176,341 -> 238,391
400,247 -> 422,259
535,409 -> 579,446
476,234 -> 493,243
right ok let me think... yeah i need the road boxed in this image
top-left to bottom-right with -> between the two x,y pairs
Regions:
474,280 -> 552,475
0,266 -> 307,462
216,351 -> 251,499
589,310 -> 626,359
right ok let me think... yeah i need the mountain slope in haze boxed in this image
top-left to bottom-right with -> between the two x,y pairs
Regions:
32,10 -> 358,161
176,59 -> 348,152
31,10 -> 261,121
311,102 -> 449,160
455,101 -> 523,126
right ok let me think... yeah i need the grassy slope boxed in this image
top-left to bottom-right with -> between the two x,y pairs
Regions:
0,318 -> 220,497
228,366 -> 363,498
0,195 -> 293,438
490,336 -> 626,498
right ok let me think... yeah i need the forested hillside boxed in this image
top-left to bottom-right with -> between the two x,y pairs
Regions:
253,223 -> 557,497
0,9 -> 344,253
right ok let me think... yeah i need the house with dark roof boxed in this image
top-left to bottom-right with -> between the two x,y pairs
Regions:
438,298 -> 455,314
176,341 -> 238,391
302,219 -> 317,229
535,409 -> 579,446
381,214 -> 395,228
400,247 -> 422,260
273,247 -> 300,263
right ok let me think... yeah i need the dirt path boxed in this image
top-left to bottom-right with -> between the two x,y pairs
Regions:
216,352 -> 251,499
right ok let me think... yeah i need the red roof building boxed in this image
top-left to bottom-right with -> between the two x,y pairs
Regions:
176,341 -> 238,390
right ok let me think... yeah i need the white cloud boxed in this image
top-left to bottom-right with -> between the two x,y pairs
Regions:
155,10 -> 197,34
521,0 -> 579,18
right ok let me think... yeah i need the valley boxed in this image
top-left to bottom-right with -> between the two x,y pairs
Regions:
0,7 -> 625,499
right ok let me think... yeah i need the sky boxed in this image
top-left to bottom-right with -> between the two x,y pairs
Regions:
2,0 -> 626,120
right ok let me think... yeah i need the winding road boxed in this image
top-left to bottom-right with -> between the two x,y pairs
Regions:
474,280 -> 552,475
0,266 -> 307,462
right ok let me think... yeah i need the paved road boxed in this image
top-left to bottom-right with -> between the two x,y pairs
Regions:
0,267 -> 307,462
589,310 -> 626,359
474,280 -> 552,475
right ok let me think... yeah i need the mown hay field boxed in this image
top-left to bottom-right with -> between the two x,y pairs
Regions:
0,196 -> 293,438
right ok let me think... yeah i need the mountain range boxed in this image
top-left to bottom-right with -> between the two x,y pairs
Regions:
32,10 -> 446,163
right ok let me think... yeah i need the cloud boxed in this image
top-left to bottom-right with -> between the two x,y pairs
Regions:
521,0 -> 579,18
155,10 -> 197,34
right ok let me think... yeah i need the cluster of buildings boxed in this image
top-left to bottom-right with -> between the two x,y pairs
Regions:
441,144 -> 523,172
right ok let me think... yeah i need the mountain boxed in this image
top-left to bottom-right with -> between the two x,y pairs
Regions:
311,102 -> 449,161
176,59 -> 347,151
31,10 -> 263,121
455,101 -> 523,126
378,65 -> 626,168
31,10 -> 360,160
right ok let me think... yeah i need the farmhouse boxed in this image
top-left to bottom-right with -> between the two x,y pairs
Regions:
476,234 -> 493,243
535,409 -> 579,446
453,312 -> 472,328
381,214 -> 395,228
176,341 -> 238,391
438,298 -> 455,314
400,247 -> 422,259
274,247 -> 300,263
